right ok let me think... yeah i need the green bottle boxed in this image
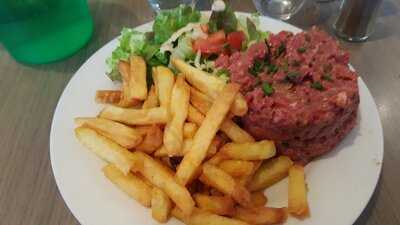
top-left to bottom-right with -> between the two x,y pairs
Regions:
0,0 -> 93,64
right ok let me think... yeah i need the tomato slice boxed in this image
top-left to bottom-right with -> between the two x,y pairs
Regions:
193,30 -> 226,54
207,30 -> 226,44
227,31 -> 246,50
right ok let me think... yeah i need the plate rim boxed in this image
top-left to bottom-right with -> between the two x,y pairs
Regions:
50,11 -> 384,225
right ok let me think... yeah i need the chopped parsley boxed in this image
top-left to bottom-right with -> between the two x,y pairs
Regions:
322,73 -> 332,81
297,47 -> 306,53
287,71 -> 300,81
249,60 -> 265,76
276,43 -> 286,57
281,61 -> 289,72
311,81 -> 324,90
216,68 -> 230,77
267,64 -> 278,74
262,82 -> 274,96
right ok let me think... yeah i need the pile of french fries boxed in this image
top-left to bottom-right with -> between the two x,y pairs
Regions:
75,56 -> 310,224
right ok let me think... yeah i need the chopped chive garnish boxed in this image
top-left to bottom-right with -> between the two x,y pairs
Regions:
297,47 -> 306,53
322,73 -> 332,81
262,82 -> 274,96
311,81 -> 324,90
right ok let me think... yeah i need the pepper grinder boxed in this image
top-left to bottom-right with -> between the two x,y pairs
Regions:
333,0 -> 383,42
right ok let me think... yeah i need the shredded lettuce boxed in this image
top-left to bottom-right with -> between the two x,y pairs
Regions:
105,3 -> 272,82
153,5 -> 201,44
106,5 -> 201,81
170,36 -> 195,61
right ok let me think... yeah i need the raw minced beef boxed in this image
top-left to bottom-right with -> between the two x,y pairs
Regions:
215,27 -> 359,163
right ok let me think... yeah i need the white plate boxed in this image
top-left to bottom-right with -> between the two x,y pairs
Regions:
50,13 -> 383,225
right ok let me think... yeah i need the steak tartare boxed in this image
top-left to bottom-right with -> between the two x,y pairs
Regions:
215,27 -> 359,163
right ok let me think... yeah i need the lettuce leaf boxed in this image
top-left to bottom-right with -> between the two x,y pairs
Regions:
153,4 -> 201,44
170,36 -> 195,61
208,5 -> 238,33
237,15 -> 270,48
106,28 -> 169,81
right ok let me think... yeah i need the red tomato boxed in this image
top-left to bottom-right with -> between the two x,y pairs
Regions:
207,30 -> 226,44
227,31 -> 246,50
193,30 -> 226,54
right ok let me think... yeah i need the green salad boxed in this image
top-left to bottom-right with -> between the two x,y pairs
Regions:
106,2 -> 268,82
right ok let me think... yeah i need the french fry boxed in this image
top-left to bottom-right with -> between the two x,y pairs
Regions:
129,56 -> 147,100
204,188 -> 222,196
172,207 -> 249,225
207,151 -> 225,165
95,90 -> 122,104
135,125 -> 163,154
219,119 -> 255,143
118,61 -> 142,107
172,58 -> 248,116
151,187 -> 172,223
142,85 -> 159,109
187,105 -> 205,125
164,76 -> 190,155
130,151 -> 195,216
288,165 -> 310,218
183,122 -> 198,139
237,161 -> 263,186
220,140 -> 276,161
200,163 -> 251,207
190,87 -> 213,115
75,117 -> 143,149
250,191 -> 268,207
194,194 -> 235,216
249,156 -> 294,191
176,84 -> 240,186
235,206 -> 287,225
75,127 -> 134,175
206,135 -> 223,158
135,172 -> 154,188
99,105 -> 169,125
155,136 -> 219,158
188,104 -> 254,144
152,66 -> 175,109
218,160 -> 254,177
154,139 -> 193,157
103,164 -> 152,207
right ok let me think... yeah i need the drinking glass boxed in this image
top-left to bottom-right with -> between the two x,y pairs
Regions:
252,0 -> 307,20
0,0 -> 93,64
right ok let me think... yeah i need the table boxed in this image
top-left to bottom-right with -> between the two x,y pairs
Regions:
0,0 -> 399,224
